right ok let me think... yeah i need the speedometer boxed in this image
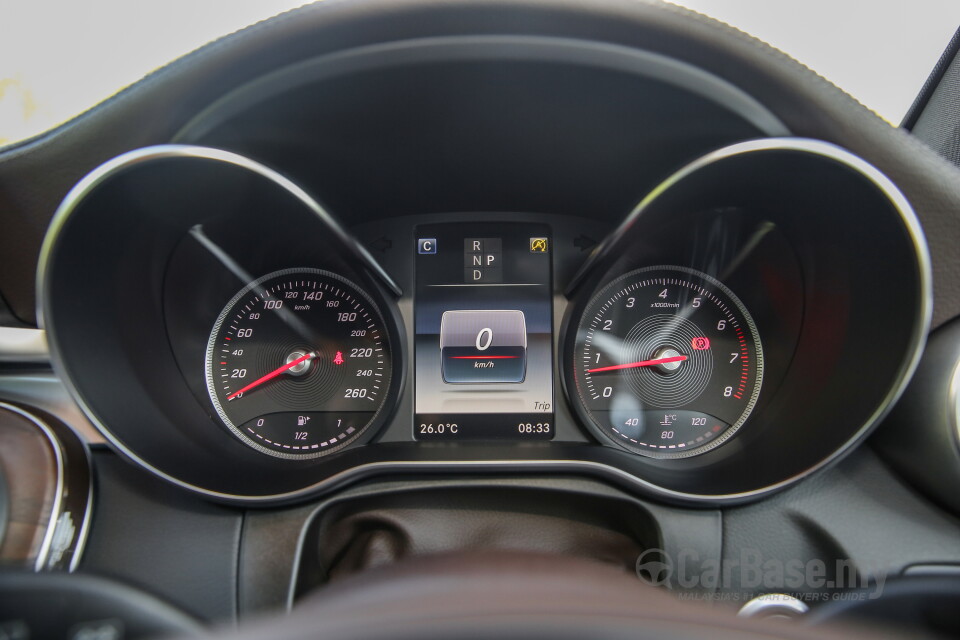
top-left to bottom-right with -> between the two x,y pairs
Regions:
205,268 -> 393,459
569,266 -> 763,458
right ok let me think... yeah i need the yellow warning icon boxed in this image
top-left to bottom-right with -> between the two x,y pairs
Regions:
529,237 -> 548,253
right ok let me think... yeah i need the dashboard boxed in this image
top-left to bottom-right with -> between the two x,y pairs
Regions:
2,1 -> 960,637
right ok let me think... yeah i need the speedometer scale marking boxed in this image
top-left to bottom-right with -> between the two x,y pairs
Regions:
205,268 -> 392,459
572,266 -> 762,458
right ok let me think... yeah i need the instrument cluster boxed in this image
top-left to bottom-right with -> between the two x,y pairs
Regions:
35,136 -> 928,504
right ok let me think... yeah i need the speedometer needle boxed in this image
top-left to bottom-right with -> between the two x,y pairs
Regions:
227,353 -> 315,400
588,355 -> 687,373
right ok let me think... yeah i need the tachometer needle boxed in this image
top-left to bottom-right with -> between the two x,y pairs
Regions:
227,353 -> 315,400
588,355 -> 688,373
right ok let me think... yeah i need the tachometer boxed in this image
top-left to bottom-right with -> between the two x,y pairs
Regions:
569,266 -> 763,458
205,268 -> 392,459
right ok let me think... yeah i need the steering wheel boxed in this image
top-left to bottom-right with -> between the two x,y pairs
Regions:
210,552 -> 868,640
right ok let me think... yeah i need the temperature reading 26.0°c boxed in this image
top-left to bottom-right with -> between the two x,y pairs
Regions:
570,266 -> 763,458
204,268 -> 393,459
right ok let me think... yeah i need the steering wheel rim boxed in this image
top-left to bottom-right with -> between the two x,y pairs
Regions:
213,552 -> 872,640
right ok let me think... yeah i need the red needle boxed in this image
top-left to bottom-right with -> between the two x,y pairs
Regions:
227,353 -> 314,400
588,355 -> 688,373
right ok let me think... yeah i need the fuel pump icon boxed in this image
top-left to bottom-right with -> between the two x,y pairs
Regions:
439,310 -> 527,383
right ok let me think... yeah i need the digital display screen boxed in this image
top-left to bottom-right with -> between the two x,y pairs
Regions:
414,223 -> 554,440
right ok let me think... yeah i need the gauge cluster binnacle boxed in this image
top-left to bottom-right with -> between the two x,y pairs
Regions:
558,138 -> 929,499
39,139 -> 930,504
38,147 -> 409,499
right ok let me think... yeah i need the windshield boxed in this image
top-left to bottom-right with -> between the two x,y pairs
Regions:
1,0 -> 958,146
